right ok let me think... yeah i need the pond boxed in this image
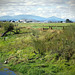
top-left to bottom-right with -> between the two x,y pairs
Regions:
0,63 -> 16,75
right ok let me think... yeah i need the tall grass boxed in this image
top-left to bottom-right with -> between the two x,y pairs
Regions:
0,22 -> 75,75
32,25 -> 75,60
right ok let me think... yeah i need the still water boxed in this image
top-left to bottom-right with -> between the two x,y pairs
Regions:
0,63 -> 16,75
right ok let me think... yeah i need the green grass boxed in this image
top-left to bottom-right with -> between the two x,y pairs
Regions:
14,22 -> 75,28
15,23 -> 72,27
13,23 -> 75,30
0,22 -> 75,75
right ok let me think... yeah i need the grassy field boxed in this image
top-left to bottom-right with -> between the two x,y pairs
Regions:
0,22 -> 75,75
14,22 -> 73,28
13,22 -> 75,30
15,22 -> 73,27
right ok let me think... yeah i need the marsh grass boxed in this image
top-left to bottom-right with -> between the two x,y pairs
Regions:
0,22 -> 75,75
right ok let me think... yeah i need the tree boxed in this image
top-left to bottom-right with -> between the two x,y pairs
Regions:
1,22 -> 14,37
4,23 -> 14,31
66,19 -> 73,23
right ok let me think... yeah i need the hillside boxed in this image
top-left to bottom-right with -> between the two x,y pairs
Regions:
46,16 -> 65,22
0,15 -> 65,22
0,15 -> 46,21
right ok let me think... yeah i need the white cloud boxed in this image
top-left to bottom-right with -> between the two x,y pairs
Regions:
68,0 -> 75,4
0,12 -> 7,16
0,0 -> 75,19
37,8 -> 43,11
14,12 -> 23,15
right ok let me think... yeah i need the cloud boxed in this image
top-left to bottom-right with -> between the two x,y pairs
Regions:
0,0 -> 75,19
37,8 -> 43,11
68,0 -> 75,4
0,0 -> 66,6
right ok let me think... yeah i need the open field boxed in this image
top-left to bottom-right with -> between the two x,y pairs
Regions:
14,22 -> 74,27
0,22 -> 75,75
12,23 -> 75,30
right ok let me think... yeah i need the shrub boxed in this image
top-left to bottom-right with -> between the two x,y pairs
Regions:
4,22 -> 14,31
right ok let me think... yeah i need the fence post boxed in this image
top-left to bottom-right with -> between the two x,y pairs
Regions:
63,26 -> 64,29
49,26 -> 52,29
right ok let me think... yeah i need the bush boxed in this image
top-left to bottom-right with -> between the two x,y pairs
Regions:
4,22 -> 14,31
32,25 -> 75,60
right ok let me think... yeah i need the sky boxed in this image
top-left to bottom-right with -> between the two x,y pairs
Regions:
0,0 -> 75,19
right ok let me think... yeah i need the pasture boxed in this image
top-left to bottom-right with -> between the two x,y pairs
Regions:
13,23 -> 75,31
14,22 -> 72,28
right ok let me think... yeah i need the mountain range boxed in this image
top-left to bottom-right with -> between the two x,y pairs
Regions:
0,15 -> 74,22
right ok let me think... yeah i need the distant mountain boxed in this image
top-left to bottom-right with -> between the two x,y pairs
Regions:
0,16 -> 17,21
0,15 -> 66,22
13,15 -> 46,21
0,15 -> 46,21
69,18 -> 75,22
46,16 -> 65,22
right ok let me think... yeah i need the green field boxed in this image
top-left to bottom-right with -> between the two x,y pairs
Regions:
13,23 -> 75,30
0,22 -> 75,75
15,23 -> 73,26
14,22 -> 73,28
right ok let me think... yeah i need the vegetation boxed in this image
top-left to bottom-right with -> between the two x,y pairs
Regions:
1,22 -> 14,37
66,19 -> 73,23
0,22 -> 20,37
0,22 -> 75,75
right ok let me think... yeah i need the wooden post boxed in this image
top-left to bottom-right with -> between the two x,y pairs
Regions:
51,27 -> 52,29
63,26 -> 64,29
49,26 -> 52,29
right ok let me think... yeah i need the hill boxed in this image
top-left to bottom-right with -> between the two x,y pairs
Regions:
46,16 -> 65,22
0,15 -> 46,22
0,15 -> 65,22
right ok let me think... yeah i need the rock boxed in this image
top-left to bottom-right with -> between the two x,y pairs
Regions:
4,60 -> 8,64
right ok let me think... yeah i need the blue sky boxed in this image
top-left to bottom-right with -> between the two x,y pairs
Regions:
0,0 -> 75,19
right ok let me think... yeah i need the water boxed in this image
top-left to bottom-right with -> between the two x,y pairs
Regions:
0,63 -> 16,75
0,69 -> 16,75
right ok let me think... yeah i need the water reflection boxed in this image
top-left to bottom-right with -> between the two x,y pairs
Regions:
0,63 -> 16,75
0,70 -> 16,75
